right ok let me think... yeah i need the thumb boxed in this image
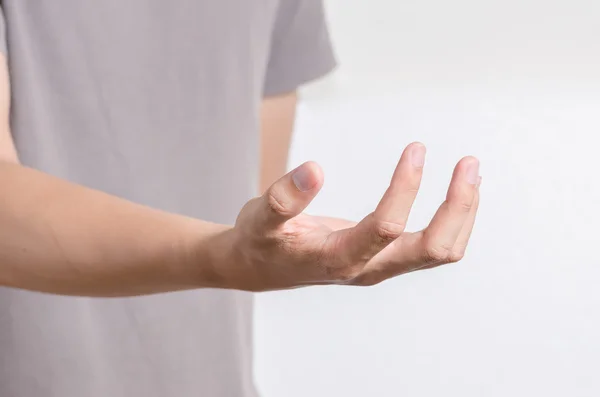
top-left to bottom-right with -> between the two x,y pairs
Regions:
259,161 -> 324,228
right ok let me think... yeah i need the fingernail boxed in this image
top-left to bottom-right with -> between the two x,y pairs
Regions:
411,144 -> 426,168
466,160 -> 480,185
476,176 -> 482,188
292,164 -> 315,192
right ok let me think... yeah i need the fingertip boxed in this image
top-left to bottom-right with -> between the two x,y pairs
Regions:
291,161 -> 324,192
456,156 -> 480,185
458,155 -> 479,167
307,161 -> 325,184
261,161 -> 324,227
446,156 -> 480,202
407,142 -> 427,168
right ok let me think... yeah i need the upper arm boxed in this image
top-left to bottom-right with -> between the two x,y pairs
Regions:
259,91 -> 297,193
258,0 -> 337,192
0,55 -> 17,163
263,0 -> 337,97
0,8 -> 18,164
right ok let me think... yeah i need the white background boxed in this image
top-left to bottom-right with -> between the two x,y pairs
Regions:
255,1 -> 600,396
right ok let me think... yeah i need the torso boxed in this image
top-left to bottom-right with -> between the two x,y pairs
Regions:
0,1 -> 280,395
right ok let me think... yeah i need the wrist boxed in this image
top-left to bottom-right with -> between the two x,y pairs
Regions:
169,218 -> 231,290
180,219 -> 264,291
193,223 -> 265,291
207,228 -> 262,291
179,218 -> 269,292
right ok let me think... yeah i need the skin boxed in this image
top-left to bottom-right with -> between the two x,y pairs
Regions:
0,55 -> 481,297
259,92 -> 298,194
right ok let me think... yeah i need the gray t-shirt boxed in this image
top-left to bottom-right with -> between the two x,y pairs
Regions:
0,1 -> 335,396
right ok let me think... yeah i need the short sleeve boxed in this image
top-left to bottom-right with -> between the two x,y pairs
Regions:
263,0 -> 337,97
0,6 -> 7,56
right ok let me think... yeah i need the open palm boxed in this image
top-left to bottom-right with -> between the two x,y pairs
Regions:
231,142 -> 480,291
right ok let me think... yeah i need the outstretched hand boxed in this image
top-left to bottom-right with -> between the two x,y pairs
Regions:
221,143 -> 480,291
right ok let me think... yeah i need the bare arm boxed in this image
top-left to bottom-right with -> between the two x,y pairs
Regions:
259,92 -> 297,193
0,57 -> 17,163
0,54 -> 481,296
0,56 -> 225,297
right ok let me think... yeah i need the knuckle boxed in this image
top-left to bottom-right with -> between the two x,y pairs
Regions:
265,190 -> 292,217
372,218 -> 405,243
422,244 -> 452,264
448,250 -> 465,263
457,200 -> 473,212
405,186 -> 420,195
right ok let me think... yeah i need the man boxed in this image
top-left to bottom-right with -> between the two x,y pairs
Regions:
0,1 -> 480,396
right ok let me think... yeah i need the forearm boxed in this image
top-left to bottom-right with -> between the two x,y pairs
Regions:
0,161 -> 230,297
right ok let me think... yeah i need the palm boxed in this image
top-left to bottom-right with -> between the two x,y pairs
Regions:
286,213 -> 414,278
242,142 -> 480,289
278,214 -> 355,245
